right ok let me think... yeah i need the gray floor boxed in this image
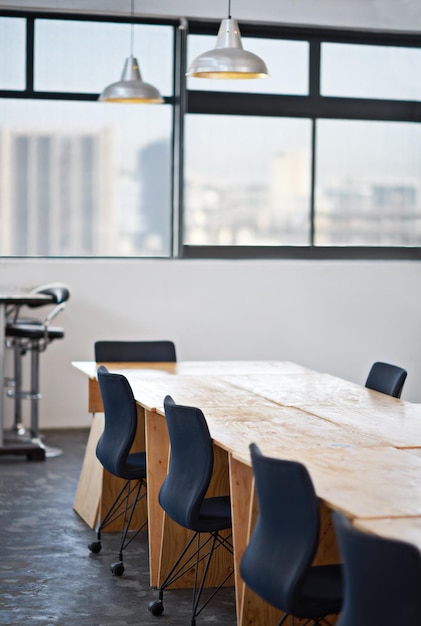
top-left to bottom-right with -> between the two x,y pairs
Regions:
0,429 -> 237,626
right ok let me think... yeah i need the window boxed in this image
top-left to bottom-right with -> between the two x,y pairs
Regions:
184,115 -> 312,245
315,120 -> 421,245
0,99 -> 172,256
0,14 -> 175,257
185,22 -> 421,258
0,17 -> 26,90
321,43 -> 421,101
34,20 -> 173,96
1,11 -> 421,259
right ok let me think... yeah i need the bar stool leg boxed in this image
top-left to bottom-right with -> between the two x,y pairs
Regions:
13,343 -> 26,436
4,340 -> 30,443
29,340 -> 62,459
30,343 -> 40,440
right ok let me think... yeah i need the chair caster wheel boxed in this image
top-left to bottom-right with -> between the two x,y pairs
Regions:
88,540 -> 101,554
110,561 -> 124,576
148,600 -> 164,616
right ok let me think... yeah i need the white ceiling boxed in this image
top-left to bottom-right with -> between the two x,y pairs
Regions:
0,0 -> 421,33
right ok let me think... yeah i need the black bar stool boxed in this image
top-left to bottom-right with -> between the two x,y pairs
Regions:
5,284 -> 70,457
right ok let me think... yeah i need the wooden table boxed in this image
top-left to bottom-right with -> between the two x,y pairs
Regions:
354,516 -> 421,552
72,360 -> 421,626
221,371 -> 421,448
352,447 -> 421,563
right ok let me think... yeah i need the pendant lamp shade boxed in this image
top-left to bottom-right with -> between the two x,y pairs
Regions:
187,17 -> 269,79
98,0 -> 163,104
99,55 -> 163,103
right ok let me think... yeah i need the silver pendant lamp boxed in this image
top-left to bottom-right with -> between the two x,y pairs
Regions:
99,0 -> 163,103
186,0 -> 269,79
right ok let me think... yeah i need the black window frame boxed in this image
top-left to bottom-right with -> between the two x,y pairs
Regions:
184,19 -> 421,260
0,10 -> 421,260
0,9 -> 180,259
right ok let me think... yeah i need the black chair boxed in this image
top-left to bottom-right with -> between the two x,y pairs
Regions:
5,283 -> 70,456
240,443 -> 343,626
333,511 -> 421,626
365,361 -> 407,398
88,365 -> 147,576
148,395 -> 233,626
95,340 -> 176,363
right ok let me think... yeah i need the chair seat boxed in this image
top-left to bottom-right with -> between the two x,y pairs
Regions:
194,496 -> 232,532
6,323 -> 65,340
118,451 -> 147,481
293,564 -> 343,618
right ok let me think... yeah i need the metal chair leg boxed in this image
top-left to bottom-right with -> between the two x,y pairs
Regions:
88,478 -> 147,576
148,530 -> 233,622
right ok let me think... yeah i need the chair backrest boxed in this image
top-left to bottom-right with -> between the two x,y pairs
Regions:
96,365 -> 138,477
333,511 -> 421,626
94,340 -> 176,363
365,361 -> 407,398
158,395 -> 214,531
240,443 -> 320,614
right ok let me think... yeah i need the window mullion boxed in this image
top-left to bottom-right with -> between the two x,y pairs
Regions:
26,16 -> 34,95
309,38 -> 321,97
309,39 -> 320,246
310,120 -> 317,245
172,19 -> 187,258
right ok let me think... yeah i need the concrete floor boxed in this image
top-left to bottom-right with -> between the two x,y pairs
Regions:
0,429 -> 237,626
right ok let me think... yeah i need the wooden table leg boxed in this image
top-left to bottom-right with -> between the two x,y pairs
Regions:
145,409 -> 170,587
73,412 -> 103,528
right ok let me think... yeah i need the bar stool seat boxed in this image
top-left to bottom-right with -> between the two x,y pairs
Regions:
6,323 -> 65,342
6,321 -> 64,338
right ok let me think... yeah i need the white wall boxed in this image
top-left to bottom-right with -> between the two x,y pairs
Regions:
1,258 -> 420,430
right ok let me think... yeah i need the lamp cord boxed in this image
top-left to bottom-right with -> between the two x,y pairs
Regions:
130,0 -> 134,57
228,0 -> 231,18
